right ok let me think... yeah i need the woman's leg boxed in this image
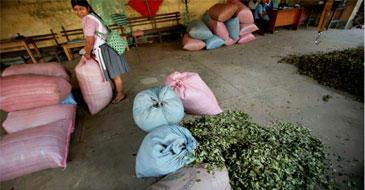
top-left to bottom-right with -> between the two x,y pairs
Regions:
112,75 -> 126,103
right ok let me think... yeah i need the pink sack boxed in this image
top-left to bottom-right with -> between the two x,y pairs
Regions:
237,33 -> 256,44
208,3 -> 238,22
182,34 -> 206,51
239,23 -> 259,36
209,19 -> 230,41
229,0 -> 254,24
225,38 -> 237,46
1,62 -> 70,81
165,72 -> 222,116
0,119 -> 73,182
75,58 -> 112,115
0,75 -> 71,112
3,104 -> 76,133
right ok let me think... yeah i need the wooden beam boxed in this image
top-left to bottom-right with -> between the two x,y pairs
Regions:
345,0 -> 363,29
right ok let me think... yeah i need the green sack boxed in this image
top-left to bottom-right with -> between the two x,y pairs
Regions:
93,14 -> 127,55
105,30 -> 127,55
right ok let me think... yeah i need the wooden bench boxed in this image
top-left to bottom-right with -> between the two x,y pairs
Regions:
128,11 -> 185,46
61,25 -> 129,61
0,30 -> 59,64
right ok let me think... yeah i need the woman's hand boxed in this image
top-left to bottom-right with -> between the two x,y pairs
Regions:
84,52 -> 92,60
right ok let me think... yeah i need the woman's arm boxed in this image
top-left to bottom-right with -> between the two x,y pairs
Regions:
84,36 -> 95,60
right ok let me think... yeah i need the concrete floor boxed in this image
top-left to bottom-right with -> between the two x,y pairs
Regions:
1,28 -> 364,190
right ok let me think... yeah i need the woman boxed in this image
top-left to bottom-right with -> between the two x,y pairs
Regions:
71,0 -> 128,104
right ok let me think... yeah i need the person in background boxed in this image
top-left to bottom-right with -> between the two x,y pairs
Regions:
249,0 -> 259,12
71,0 -> 128,104
254,0 -> 271,35
278,0 -> 288,9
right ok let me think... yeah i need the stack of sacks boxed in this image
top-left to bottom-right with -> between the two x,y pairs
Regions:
208,3 -> 238,47
183,20 -> 213,51
228,0 -> 259,44
133,71 -> 222,178
0,62 -> 76,181
133,87 -> 194,178
182,1 -> 258,51
75,57 -> 113,115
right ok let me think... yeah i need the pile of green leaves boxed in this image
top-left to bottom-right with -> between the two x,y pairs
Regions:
184,111 -> 333,189
278,47 -> 364,102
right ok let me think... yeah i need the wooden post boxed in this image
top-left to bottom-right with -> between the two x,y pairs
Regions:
50,29 -> 59,45
345,0 -> 363,29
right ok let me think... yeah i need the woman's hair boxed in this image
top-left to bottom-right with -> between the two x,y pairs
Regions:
71,0 -> 103,20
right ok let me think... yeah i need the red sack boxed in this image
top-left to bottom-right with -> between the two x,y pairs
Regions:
0,119 -> 73,182
182,34 -> 206,51
128,0 -> 162,17
3,104 -> 76,133
0,75 -> 71,112
1,62 -> 69,81
208,3 -> 238,22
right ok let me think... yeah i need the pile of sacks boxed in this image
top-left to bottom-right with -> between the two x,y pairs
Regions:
0,62 -> 76,182
183,0 -> 258,51
132,71 -> 231,189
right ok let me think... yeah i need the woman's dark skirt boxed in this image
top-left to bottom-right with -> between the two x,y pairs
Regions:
99,43 -> 129,81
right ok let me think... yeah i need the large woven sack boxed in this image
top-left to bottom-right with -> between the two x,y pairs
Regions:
1,62 -> 70,81
228,0 -> 254,24
165,72 -> 223,115
225,17 -> 240,40
147,165 -> 232,190
239,23 -> 259,36
237,33 -> 256,44
208,3 -> 238,22
187,20 -> 213,40
133,85 -> 184,132
135,125 -> 197,178
208,19 -> 230,41
0,75 -> 71,112
0,119 -> 73,182
3,104 -> 76,133
75,58 -> 113,115
205,35 -> 225,50
182,34 -> 205,51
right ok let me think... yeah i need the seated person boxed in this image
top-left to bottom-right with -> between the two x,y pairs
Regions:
254,0 -> 270,35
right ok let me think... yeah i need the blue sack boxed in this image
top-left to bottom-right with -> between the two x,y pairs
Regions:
135,125 -> 197,178
133,85 -> 184,132
187,20 -> 213,40
225,17 -> 240,40
61,93 -> 77,105
205,35 -> 225,50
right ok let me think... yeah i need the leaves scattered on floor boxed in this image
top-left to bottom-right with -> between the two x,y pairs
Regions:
184,110 -> 335,189
278,47 -> 364,102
